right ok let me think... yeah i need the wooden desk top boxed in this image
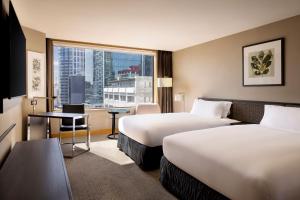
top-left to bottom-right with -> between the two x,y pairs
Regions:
0,139 -> 73,200
28,112 -> 88,119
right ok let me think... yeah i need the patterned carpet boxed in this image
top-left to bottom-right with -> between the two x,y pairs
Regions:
64,137 -> 175,200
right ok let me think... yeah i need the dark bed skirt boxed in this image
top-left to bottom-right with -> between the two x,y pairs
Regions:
160,156 -> 229,200
117,132 -> 163,170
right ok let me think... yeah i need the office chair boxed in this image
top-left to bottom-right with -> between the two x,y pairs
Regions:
59,104 -> 90,157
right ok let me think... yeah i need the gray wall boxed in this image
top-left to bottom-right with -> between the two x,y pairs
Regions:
173,15 -> 300,112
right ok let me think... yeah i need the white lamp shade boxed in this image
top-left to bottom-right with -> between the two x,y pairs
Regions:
174,93 -> 185,102
157,78 -> 172,87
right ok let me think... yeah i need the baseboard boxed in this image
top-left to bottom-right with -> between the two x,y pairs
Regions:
50,128 -> 118,139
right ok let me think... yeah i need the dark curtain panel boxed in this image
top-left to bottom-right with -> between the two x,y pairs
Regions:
157,50 -> 173,113
46,38 -> 54,112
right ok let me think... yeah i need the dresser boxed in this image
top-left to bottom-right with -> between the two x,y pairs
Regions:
0,138 -> 73,200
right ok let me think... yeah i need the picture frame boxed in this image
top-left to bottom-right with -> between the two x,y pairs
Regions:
27,51 -> 46,98
242,38 -> 284,86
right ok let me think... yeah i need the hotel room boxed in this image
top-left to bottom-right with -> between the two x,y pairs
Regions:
1,0 -> 300,199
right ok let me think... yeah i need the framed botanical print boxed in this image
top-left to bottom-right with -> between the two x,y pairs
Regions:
242,38 -> 284,86
27,51 -> 46,98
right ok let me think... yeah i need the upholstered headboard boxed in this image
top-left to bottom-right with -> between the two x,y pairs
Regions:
199,97 -> 300,124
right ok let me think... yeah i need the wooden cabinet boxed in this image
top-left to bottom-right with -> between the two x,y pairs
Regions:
0,138 -> 73,200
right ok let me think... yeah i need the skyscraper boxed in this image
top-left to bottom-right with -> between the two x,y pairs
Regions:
69,75 -> 85,104
57,47 -> 85,105
104,52 -> 113,87
91,50 -> 104,106
143,55 -> 154,76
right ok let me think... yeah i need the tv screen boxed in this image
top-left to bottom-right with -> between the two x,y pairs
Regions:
0,0 -> 9,102
8,1 -> 26,98
0,1 -> 5,113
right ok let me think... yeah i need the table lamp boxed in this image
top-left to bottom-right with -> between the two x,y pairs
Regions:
30,96 -> 57,113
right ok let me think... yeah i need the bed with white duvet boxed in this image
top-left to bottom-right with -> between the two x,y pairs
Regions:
161,105 -> 300,200
117,99 -> 238,170
119,113 -> 237,147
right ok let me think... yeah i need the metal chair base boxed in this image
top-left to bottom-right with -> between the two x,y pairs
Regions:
60,142 -> 90,158
107,133 -> 118,140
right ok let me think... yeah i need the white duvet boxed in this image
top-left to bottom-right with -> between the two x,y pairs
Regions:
163,125 -> 300,200
118,112 -> 238,147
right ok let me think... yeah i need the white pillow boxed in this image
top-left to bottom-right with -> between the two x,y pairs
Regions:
260,105 -> 300,132
220,101 -> 232,118
194,99 -> 232,118
190,99 -> 224,118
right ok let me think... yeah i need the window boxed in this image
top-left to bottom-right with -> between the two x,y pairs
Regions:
53,42 -> 154,109
127,96 -> 135,103
120,95 -> 126,101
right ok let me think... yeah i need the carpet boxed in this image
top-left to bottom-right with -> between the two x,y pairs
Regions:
62,135 -> 134,165
78,139 -> 134,165
64,139 -> 175,200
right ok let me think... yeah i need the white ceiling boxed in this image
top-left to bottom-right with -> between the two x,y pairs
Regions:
11,0 -> 300,51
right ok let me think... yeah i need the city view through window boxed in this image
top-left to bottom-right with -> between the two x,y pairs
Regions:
53,45 -> 154,109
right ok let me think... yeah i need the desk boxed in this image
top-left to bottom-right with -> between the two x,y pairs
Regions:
27,112 -> 90,157
107,108 -> 130,139
0,139 -> 73,200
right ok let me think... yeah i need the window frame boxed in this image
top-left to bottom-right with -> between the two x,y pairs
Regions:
50,39 -> 157,110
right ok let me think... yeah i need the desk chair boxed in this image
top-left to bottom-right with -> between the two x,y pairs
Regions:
59,104 -> 90,157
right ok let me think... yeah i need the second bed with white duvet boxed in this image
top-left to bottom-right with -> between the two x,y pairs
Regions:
162,124 -> 300,200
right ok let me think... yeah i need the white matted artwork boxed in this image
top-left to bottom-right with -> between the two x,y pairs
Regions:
243,38 -> 284,86
27,51 -> 46,98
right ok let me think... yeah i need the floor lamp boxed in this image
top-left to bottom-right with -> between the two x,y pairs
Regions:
174,93 -> 185,112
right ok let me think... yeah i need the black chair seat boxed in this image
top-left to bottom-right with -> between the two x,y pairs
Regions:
60,124 -> 88,132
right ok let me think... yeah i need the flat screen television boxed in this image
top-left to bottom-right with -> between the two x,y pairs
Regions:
9,1 -> 26,98
0,0 -> 26,113
0,0 -> 9,113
